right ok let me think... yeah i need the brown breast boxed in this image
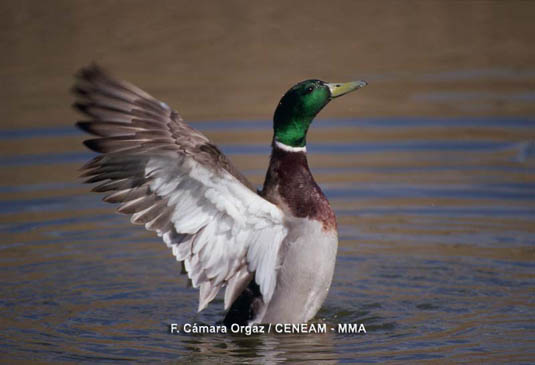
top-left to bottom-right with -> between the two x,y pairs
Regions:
260,145 -> 336,231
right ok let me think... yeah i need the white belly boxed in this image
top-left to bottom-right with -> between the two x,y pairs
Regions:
256,219 -> 338,324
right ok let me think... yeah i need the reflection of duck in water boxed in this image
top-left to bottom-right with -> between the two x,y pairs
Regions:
179,327 -> 337,364
75,65 -> 366,325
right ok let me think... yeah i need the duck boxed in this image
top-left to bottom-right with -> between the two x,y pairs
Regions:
74,65 -> 367,326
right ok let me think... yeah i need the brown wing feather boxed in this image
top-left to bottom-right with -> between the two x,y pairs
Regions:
74,64 -> 255,191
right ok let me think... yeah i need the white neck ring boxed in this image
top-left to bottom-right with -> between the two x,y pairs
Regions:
274,140 -> 307,153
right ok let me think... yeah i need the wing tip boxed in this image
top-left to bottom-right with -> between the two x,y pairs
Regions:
82,138 -> 102,152
75,62 -> 108,82
76,121 -> 92,134
198,281 -> 220,312
197,301 -> 208,313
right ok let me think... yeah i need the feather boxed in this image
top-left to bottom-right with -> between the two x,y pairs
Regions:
118,195 -> 158,214
103,186 -> 150,203
145,207 -> 173,231
75,64 -> 288,313
131,200 -> 167,224
224,266 -> 254,310
92,178 -> 142,192
198,281 -> 220,312
77,121 -> 143,137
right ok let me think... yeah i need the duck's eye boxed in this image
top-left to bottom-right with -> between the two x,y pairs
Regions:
305,86 -> 314,94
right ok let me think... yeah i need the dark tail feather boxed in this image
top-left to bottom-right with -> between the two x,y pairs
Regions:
223,280 -> 263,327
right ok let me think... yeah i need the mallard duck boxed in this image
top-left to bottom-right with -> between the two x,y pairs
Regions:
74,65 -> 367,325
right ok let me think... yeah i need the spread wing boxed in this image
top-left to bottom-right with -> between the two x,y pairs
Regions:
74,65 -> 288,311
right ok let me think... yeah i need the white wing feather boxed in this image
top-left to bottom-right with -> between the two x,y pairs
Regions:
75,65 -> 289,313
147,154 -> 287,311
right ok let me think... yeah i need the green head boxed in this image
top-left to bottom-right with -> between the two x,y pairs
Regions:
273,79 -> 367,147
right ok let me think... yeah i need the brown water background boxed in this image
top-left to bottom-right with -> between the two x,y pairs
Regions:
1,1 -> 534,362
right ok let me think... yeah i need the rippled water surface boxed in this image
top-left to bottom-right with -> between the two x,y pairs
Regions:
1,117 -> 534,363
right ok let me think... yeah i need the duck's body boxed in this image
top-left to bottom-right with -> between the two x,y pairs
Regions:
75,66 -> 366,325
224,143 -> 338,325
256,218 -> 338,324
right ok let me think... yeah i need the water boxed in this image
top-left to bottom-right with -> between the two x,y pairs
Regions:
1,117 -> 534,362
